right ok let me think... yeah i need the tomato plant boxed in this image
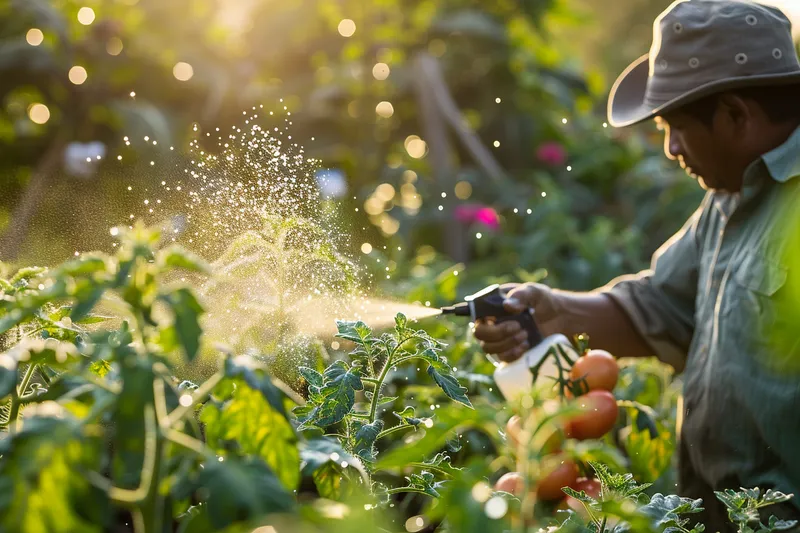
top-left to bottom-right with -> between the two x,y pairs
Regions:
566,389 -> 619,441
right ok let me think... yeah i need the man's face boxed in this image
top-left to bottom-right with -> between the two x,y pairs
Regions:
656,111 -> 742,192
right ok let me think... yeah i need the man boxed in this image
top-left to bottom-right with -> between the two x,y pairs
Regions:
477,1 -> 800,531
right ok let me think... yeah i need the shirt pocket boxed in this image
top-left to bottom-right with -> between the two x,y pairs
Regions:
725,251 -> 798,372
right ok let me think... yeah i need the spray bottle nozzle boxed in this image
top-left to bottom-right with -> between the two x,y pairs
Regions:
440,302 -> 470,316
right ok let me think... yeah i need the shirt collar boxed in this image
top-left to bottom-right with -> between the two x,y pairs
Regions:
737,125 -> 800,204
760,125 -> 800,183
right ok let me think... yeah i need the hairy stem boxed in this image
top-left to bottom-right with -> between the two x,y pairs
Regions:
368,334 -> 424,422
386,487 -> 431,496
376,424 -> 415,441
8,363 -> 39,431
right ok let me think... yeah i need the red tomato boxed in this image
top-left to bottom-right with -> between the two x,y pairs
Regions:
570,349 -> 619,392
494,472 -> 524,495
536,459 -> 579,501
573,478 -> 601,498
566,390 -> 618,440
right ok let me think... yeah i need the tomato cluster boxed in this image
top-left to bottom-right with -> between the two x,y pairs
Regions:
494,349 -> 619,509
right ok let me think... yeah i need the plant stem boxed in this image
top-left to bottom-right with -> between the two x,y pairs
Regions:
163,370 -> 223,428
8,363 -> 38,431
367,334 -> 429,422
386,487 -> 430,496
376,424 -> 414,441
406,462 -> 453,478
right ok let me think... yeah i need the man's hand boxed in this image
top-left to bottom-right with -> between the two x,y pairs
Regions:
473,282 -> 563,362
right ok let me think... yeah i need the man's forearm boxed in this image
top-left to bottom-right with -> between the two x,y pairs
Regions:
550,291 -> 654,360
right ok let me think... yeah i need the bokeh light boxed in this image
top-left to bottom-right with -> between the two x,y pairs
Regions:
77,7 -> 96,25
360,243 -> 372,254
26,28 -> 44,46
338,19 -> 356,37
375,101 -> 394,118
455,181 -> 472,199
372,62 -> 390,80
27,103 -> 50,125
173,62 -> 194,81
106,37 -> 123,56
404,135 -> 427,159
68,66 -> 88,85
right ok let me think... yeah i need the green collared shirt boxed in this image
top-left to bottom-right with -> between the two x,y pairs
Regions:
604,126 -> 800,515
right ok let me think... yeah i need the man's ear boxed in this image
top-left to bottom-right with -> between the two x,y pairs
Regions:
716,93 -> 752,128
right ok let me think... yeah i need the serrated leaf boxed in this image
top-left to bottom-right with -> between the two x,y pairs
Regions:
201,380 -> 300,490
394,406 -> 422,426
299,366 -> 324,388
427,360 -> 472,408
335,320 -> 372,344
353,420 -> 383,462
395,313 -> 408,334
159,288 -> 204,361
405,470 -> 443,498
197,456 -> 295,529
304,361 -> 363,428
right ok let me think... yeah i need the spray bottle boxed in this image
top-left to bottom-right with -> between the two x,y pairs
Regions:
441,284 -> 578,400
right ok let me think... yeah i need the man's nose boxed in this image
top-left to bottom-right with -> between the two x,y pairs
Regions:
663,130 -> 682,161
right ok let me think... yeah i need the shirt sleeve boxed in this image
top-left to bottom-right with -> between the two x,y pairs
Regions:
599,199 -> 707,371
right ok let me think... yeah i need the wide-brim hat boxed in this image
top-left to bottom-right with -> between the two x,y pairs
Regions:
608,0 -> 800,128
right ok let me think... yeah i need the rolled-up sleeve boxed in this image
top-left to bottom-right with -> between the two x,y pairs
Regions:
599,201 -> 706,371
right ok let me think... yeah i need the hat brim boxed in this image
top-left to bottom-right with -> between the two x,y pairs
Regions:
608,53 -> 800,128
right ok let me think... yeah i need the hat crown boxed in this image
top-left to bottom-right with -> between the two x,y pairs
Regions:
645,0 -> 799,106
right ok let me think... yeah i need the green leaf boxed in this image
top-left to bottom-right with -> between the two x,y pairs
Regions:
300,438 -> 364,500
222,357 -> 294,420
201,379 -> 300,490
393,406 -> 422,426
589,460 -> 652,500
395,313 -> 408,334
335,320 -> 373,344
353,420 -> 383,462
299,366 -> 324,389
0,360 -> 17,397
0,415 -> 108,533
159,288 -> 204,361
623,424 -> 674,483
427,359 -> 472,408
157,245 -> 210,273
69,287 -> 105,323
197,456 -> 295,530
405,470 -> 443,498
303,361 -> 363,428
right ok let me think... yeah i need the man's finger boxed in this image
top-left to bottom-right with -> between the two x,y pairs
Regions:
495,341 -> 531,362
504,284 -> 542,313
474,320 -> 521,342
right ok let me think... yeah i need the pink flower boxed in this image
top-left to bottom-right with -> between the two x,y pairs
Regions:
475,207 -> 500,230
454,204 -> 500,230
536,141 -> 567,166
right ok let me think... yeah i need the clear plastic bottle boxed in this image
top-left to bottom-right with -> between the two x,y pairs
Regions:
492,333 -> 578,401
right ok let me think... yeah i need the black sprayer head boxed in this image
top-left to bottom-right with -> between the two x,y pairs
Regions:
440,284 -> 544,346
